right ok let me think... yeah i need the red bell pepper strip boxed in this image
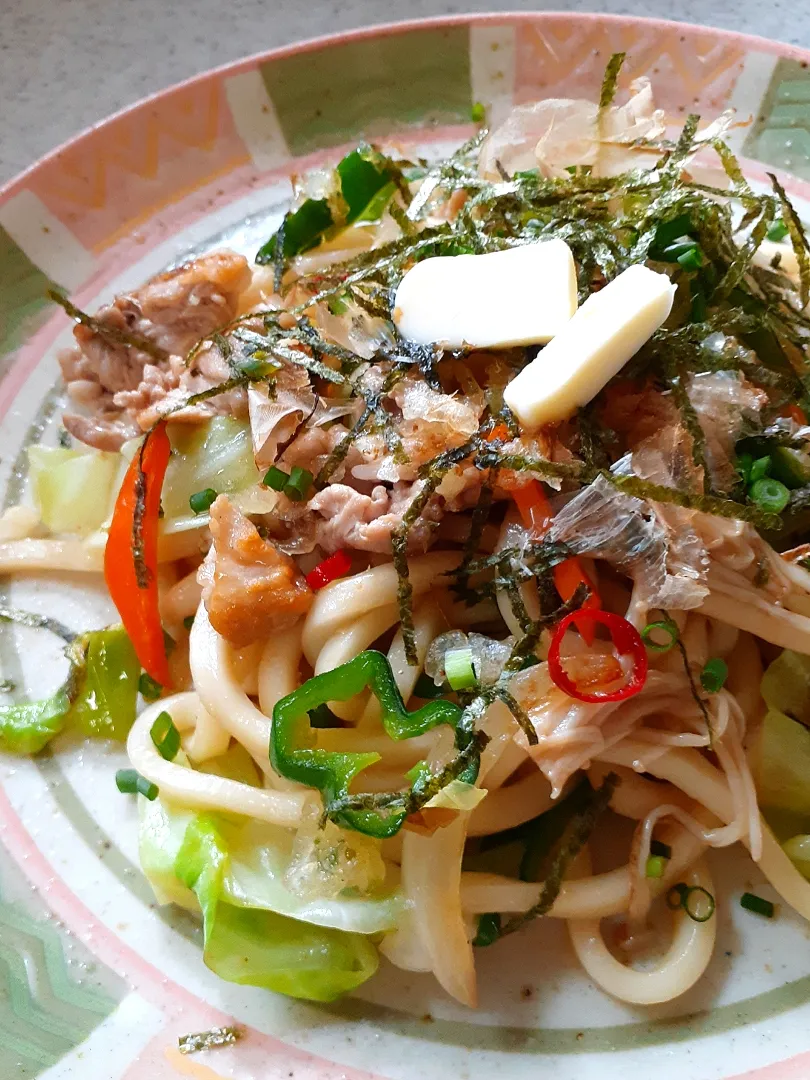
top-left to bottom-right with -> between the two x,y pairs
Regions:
547,609 -> 647,703
104,422 -> 172,687
306,549 -> 352,591
512,480 -> 601,641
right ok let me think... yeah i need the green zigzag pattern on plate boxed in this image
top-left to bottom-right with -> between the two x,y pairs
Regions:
0,226 -> 57,372
259,25 -> 471,156
0,847 -> 125,1079
743,57 -> 810,181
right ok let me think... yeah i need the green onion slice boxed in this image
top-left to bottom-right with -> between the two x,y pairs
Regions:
189,488 -> 217,515
262,465 -> 289,491
700,657 -> 728,694
645,855 -> 667,879
445,646 -> 477,691
641,619 -> 679,653
682,885 -> 715,922
666,883 -> 689,910
740,891 -> 775,918
284,466 -> 313,502
115,768 -> 158,800
150,710 -> 180,761
472,912 -> 501,947
767,218 -> 789,242
471,102 -> 486,123
677,246 -> 704,271
749,477 -> 790,514
138,672 -> 162,701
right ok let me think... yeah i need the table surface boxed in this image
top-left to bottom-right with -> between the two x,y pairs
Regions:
1,0 -> 807,185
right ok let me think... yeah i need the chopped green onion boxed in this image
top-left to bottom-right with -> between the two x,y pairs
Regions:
689,279 -> 707,322
660,240 -> 698,261
666,883 -> 689,910
263,465 -> 289,491
472,912 -> 501,946
189,488 -> 217,515
138,672 -> 162,701
737,452 -> 753,485
445,646 -> 477,691
646,855 -> 667,879
641,619 -> 679,653
115,768 -> 158,800
327,294 -> 348,316
284,466 -> 313,502
650,839 -> 672,859
150,710 -> 180,761
183,615 -> 195,631
677,246 -> 704,271
767,218 -> 789,243
740,891 -> 775,918
700,657 -> 728,694
683,885 -> 715,922
413,673 -> 447,699
749,477 -> 790,514
653,214 -> 693,250
749,455 -> 772,485
240,357 -> 279,379
471,101 -> 486,123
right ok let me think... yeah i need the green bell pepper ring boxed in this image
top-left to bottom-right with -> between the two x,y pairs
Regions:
270,650 -> 477,838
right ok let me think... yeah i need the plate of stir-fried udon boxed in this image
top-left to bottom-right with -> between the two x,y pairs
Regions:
6,13 -> 810,1080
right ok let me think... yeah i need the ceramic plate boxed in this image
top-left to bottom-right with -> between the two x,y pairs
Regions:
3,13 -> 810,1080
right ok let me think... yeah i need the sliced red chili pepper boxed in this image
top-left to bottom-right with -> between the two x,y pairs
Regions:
306,549 -> 352,591
104,422 -> 172,687
547,609 -> 647,703
783,404 -> 808,426
512,479 -> 601,641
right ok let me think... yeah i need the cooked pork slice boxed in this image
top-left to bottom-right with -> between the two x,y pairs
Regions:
199,495 -> 312,646
60,252 -> 251,450
308,481 -> 443,553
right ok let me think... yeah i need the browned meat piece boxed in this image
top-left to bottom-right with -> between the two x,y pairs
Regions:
60,252 -> 251,450
199,495 -> 312,646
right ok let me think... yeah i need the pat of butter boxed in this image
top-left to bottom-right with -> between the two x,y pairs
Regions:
503,263 -> 675,430
393,239 -> 577,348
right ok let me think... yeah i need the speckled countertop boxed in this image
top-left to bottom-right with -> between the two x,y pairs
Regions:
1,0 -> 807,185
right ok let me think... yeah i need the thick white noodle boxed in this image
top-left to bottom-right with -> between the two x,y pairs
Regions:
127,696 -> 310,826
360,599 -> 446,727
459,824 -> 703,919
0,538 -> 103,573
314,603 -> 401,720
182,698 -> 231,763
161,569 -> 203,624
598,740 -> 810,920
467,770 -> 552,837
568,855 -> 716,1004
301,551 -> 460,663
190,602 -> 299,790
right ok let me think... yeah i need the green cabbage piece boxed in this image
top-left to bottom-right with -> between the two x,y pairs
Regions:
171,813 -> 380,1002
0,689 -> 72,754
28,445 -> 120,534
161,418 -> 260,521
0,625 -> 140,754
756,649 -> 810,853
69,626 -> 140,741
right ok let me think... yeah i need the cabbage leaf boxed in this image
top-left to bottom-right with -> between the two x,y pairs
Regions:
173,814 -> 379,1002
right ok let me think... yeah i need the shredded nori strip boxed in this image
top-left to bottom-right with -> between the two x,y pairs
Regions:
598,52 -> 626,110
178,1026 -> 242,1054
496,771 -> 619,936
0,605 -> 77,645
48,290 -> 169,363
